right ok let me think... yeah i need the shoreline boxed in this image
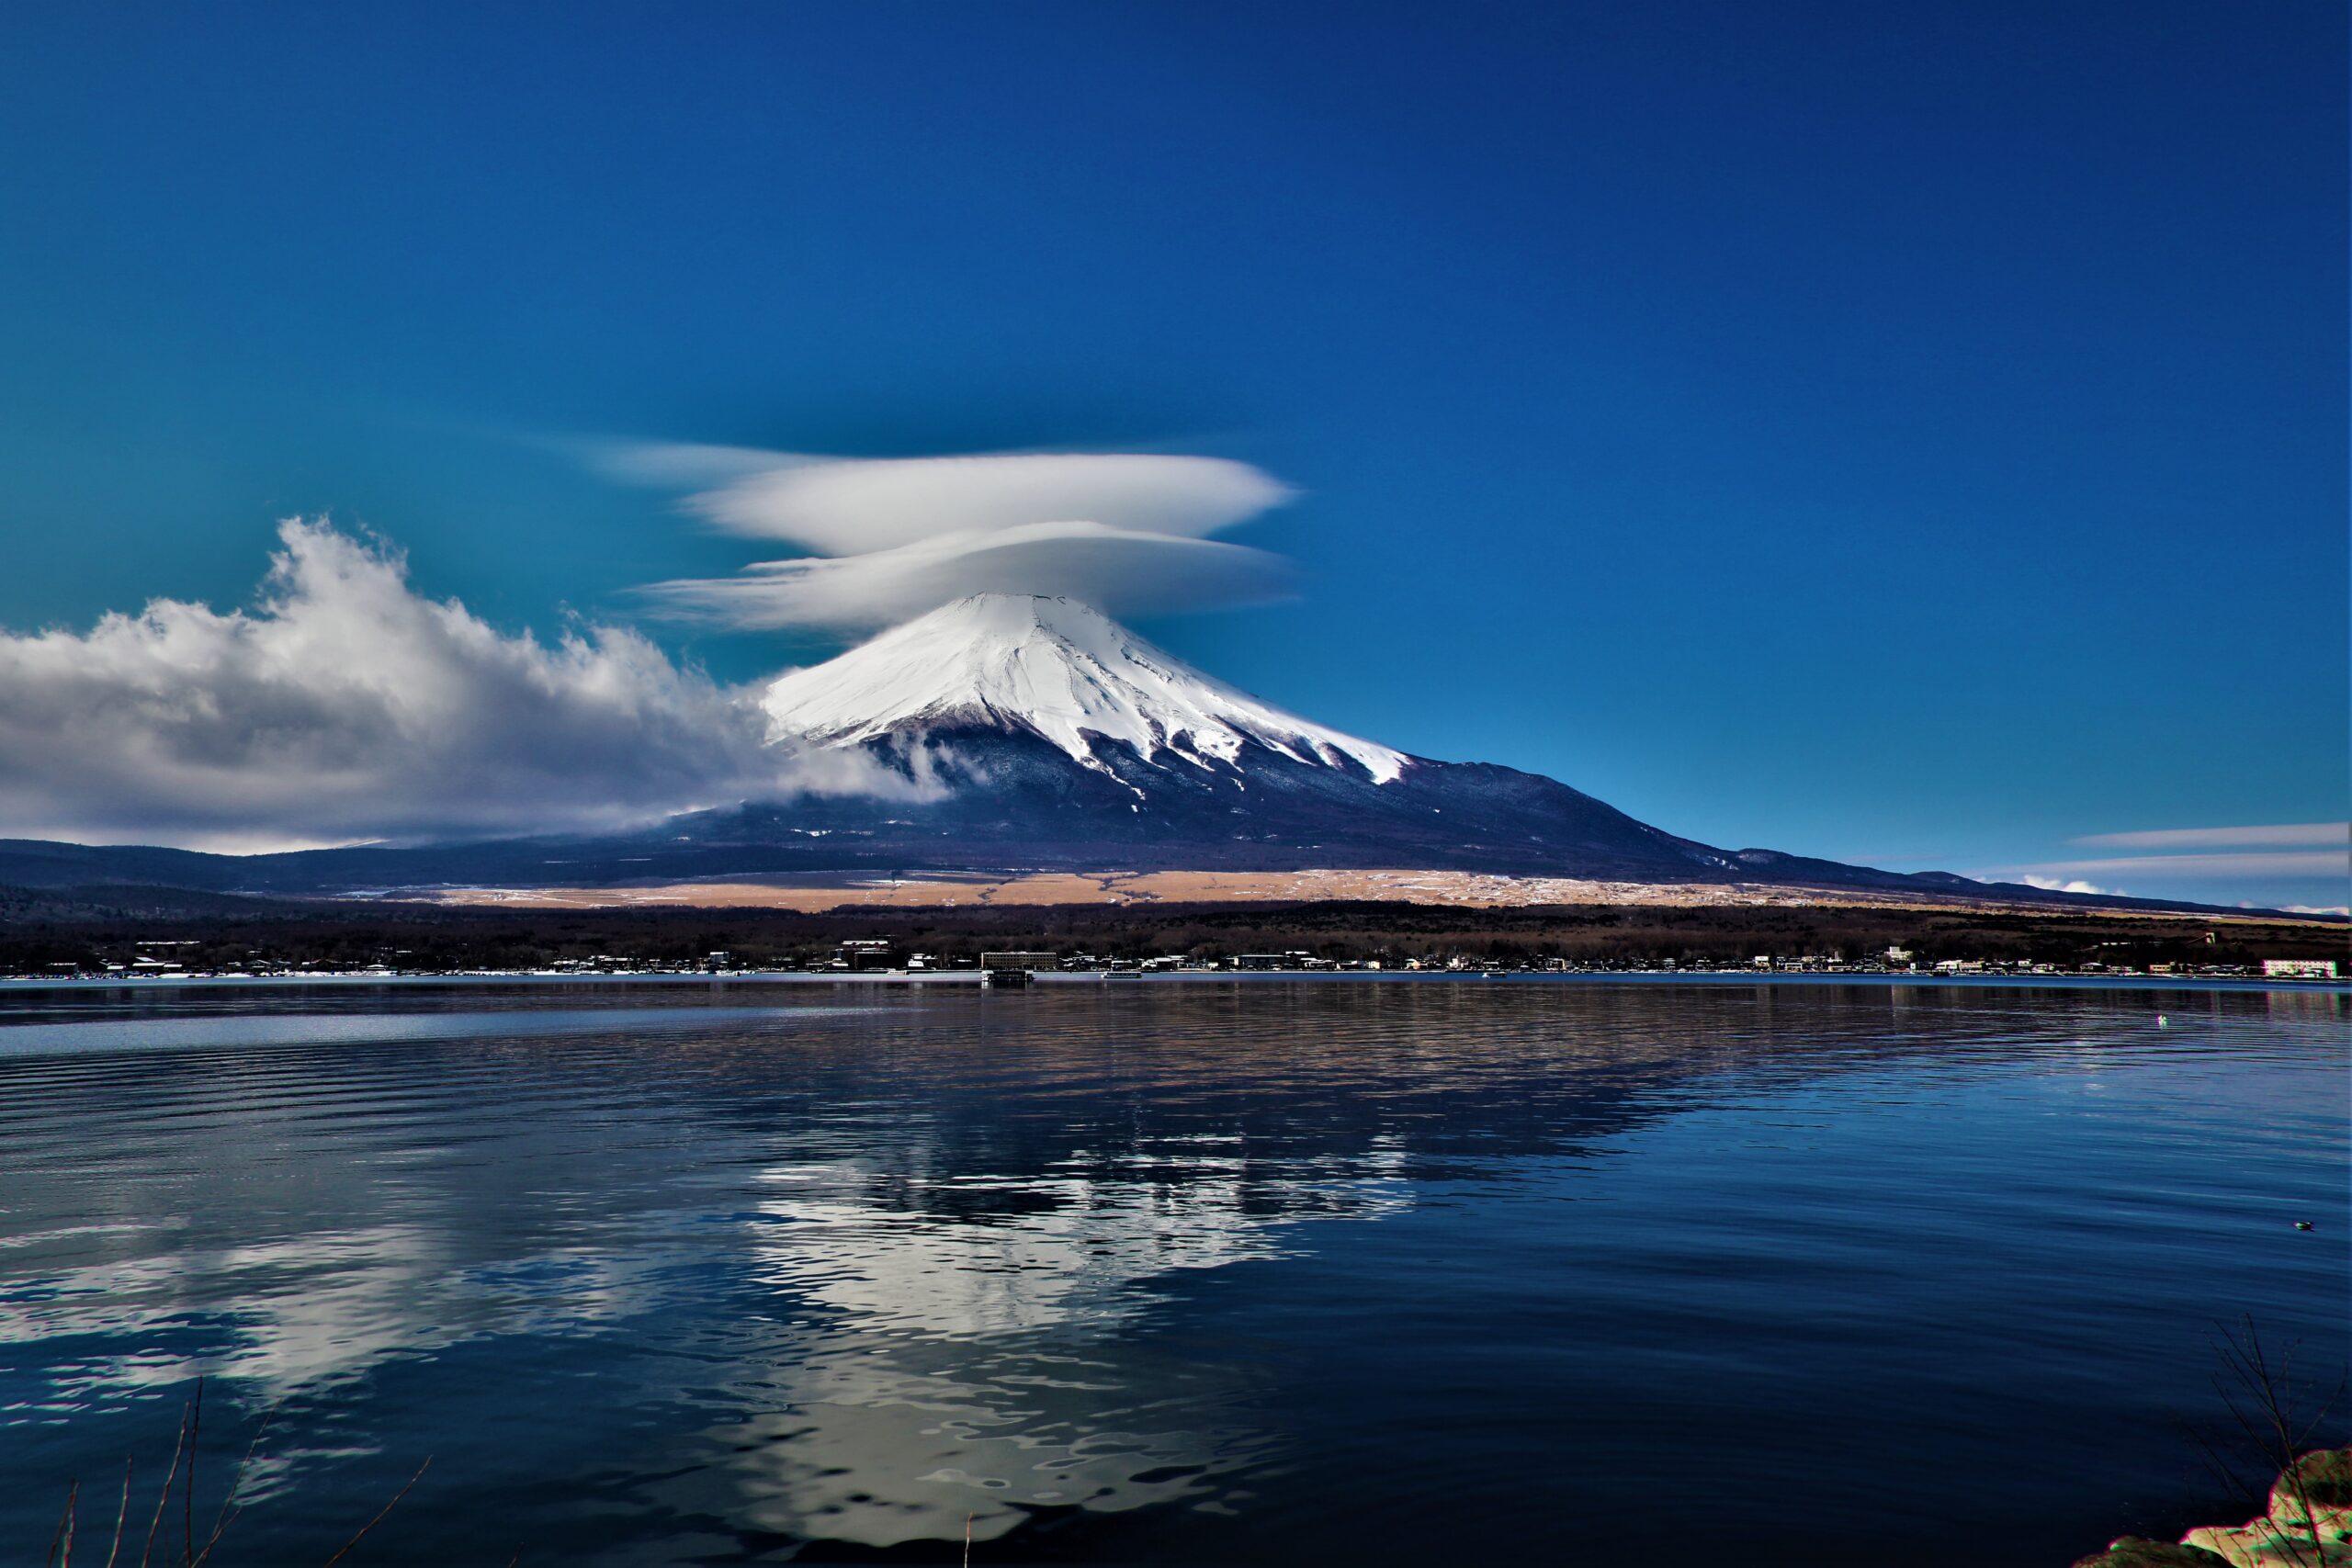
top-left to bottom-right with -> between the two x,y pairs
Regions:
4,969 -> 2346,995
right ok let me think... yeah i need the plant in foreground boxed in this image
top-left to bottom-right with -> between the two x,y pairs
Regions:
2084,1319 -> 2352,1567
43,1379 -> 434,1568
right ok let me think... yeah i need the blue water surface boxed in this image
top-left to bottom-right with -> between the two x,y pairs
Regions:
0,981 -> 2343,1564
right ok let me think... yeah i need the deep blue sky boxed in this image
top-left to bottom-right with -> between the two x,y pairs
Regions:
1,1 -> 2344,907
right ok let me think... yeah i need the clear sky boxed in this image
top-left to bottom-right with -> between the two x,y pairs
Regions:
0,1 -> 2344,908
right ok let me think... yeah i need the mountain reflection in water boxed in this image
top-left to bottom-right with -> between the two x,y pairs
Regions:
0,982 -> 2343,1565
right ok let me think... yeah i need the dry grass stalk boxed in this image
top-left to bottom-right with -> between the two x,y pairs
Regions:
317,1457 -> 432,1568
51,1385 -> 432,1568
103,1459 -> 131,1568
183,1378 -> 201,1568
2199,1318 -> 2347,1568
45,1479 -> 77,1568
188,1398 -> 277,1568
137,1404 -> 189,1568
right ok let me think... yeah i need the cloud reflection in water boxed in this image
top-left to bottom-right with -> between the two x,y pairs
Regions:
693,1134 -> 1411,1547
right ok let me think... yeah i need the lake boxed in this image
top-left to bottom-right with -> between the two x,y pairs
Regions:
2,980 -> 2344,1564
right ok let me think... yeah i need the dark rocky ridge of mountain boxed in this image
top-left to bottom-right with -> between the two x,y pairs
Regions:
658,725 -> 1945,890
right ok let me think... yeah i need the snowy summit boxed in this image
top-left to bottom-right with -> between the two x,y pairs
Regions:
760,593 -> 1408,783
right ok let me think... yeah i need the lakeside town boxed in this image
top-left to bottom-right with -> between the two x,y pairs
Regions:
9,935 -> 2340,986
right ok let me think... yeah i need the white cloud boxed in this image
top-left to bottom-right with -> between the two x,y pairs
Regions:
605,445 -> 1302,629
639,519 -> 1297,631
2072,822 -> 2348,850
2280,904 -> 2351,918
0,520 -> 918,849
616,446 -> 1295,555
1997,852 -> 2348,880
2019,875 -> 2118,896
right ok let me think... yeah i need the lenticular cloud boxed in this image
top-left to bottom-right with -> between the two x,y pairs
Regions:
640,520 -> 1298,632
630,447 -> 1294,554
0,519 -> 906,849
616,445 -> 1300,629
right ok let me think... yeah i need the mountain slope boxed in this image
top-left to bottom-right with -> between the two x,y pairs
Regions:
743,593 -> 1747,878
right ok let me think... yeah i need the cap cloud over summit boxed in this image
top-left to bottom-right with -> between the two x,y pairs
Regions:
616,446 -> 1302,630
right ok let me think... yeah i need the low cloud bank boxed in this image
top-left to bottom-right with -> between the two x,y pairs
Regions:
1991,844 -> 2351,910
0,520 -> 912,851
615,445 -> 1300,629
2004,852 -> 2346,881
2019,875 -> 2117,897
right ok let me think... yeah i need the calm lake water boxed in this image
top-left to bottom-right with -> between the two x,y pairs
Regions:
1,981 -> 2344,1565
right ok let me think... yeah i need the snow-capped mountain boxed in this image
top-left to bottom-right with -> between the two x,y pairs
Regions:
0,589 -> 2217,909
761,593 -> 1407,784
732,592 -> 1773,880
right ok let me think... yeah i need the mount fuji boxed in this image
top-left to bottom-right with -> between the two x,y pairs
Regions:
666,592 -> 1945,893
0,592 -> 2152,907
